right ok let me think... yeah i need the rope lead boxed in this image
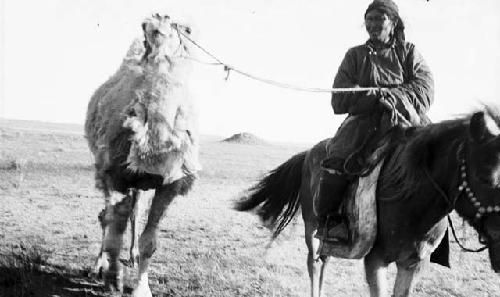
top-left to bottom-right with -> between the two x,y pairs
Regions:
223,65 -> 232,81
176,29 -> 385,94
176,28 -> 412,124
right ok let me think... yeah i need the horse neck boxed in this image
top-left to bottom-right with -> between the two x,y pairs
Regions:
393,124 -> 466,230
423,126 -> 467,218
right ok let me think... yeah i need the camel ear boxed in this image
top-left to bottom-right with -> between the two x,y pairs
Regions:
141,22 -> 152,60
470,111 -> 500,143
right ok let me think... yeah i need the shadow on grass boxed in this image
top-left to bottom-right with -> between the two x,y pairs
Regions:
0,241 -> 134,297
0,262 -> 115,297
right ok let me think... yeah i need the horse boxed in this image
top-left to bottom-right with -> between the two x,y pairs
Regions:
235,106 -> 500,297
84,14 -> 199,296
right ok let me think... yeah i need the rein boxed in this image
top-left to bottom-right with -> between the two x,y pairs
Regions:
425,141 -> 494,252
447,215 -> 487,252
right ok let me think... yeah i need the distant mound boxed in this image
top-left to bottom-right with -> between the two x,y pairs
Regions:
222,132 -> 266,145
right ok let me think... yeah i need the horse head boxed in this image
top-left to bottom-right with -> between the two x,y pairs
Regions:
141,13 -> 192,62
462,107 -> 500,271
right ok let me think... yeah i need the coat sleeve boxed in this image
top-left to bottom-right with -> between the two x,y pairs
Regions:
331,49 -> 378,115
389,45 -> 434,123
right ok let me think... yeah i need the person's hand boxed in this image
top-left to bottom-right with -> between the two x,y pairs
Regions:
354,89 -> 379,113
349,88 -> 386,115
378,89 -> 397,112
366,89 -> 380,99
348,89 -> 381,115
378,89 -> 401,125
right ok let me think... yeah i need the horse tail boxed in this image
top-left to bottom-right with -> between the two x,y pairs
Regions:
234,151 -> 306,239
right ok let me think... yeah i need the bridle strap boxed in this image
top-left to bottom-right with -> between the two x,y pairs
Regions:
425,141 -> 488,253
422,141 -> 464,209
172,24 -> 186,58
423,166 -> 456,209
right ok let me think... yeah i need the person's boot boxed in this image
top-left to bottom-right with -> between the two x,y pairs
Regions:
317,214 -> 349,244
314,169 -> 350,244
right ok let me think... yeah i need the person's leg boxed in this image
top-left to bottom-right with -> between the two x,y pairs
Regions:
313,168 -> 350,242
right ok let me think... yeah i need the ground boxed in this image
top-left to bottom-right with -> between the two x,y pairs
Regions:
0,119 -> 499,297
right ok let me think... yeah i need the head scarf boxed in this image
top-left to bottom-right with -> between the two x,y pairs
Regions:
365,0 -> 405,43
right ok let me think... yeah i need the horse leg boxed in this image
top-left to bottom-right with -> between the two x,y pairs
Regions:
101,192 -> 134,292
305,220 -> 329,297
129,190 -> 140,267
393,258 -> 428,297
132,184 -> 177,297
364,250 -> 389,297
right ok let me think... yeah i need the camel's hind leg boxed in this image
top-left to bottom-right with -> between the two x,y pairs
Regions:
129,190 -> 141,267
305,220 -> 329,297
133,176 -> 193,297
364,250 -> 389,297
392,258 -> 428,297
101,192 -> 134,292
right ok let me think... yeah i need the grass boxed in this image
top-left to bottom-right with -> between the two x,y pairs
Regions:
0,119 -> 499,296
0,238 -> 104,297
0,239 -> 52,289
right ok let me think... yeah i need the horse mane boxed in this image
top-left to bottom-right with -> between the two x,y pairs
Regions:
380,104 -> 500,201
379,114 -> 471,201
484,104 -> 500,127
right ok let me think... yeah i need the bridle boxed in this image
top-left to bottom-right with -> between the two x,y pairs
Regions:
142,23 -> 188,64
426,140 -> 500,252
171,23 -> 188,58
455,143 -> 500,219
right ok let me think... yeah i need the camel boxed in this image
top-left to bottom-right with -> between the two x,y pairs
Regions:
84,13 -> 200,296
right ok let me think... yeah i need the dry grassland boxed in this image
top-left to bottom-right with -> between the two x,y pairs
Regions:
0,119 -> 499,297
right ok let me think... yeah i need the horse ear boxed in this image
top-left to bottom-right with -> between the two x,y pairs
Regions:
470,111 -> 500,143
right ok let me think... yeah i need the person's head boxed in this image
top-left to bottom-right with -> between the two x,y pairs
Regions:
364,0 -> 405,44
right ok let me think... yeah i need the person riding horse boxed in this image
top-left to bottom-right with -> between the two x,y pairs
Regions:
314,0 -> 434,243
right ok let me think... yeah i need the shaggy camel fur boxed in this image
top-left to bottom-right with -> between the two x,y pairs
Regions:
84,14 -> 199,296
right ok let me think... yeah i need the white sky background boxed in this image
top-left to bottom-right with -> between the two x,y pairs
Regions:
1,0 -> 499,143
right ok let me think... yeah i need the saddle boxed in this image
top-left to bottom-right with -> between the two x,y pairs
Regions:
316,164 -> 451,267
317,128 -> 451,267
317,161 -> 383,259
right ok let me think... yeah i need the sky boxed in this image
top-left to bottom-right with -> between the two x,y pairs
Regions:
1,0 -> 499,143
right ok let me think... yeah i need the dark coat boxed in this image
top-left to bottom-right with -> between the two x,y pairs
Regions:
327,40 -> 434,163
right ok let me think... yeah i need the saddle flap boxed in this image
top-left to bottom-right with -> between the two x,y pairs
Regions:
318,161 -> 384,259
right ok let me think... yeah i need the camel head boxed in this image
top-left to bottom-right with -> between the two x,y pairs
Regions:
141,13 -> 192,62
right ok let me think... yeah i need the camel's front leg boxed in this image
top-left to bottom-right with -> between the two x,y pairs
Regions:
94,185 -> 113,278
393,258 -> 428,297
129,190 -> 141,267
94,207 -> 108,277
133,178 -> 191,297
101,193 -> 134,293
305,220 -> 329,297
364,250 -> 389,297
